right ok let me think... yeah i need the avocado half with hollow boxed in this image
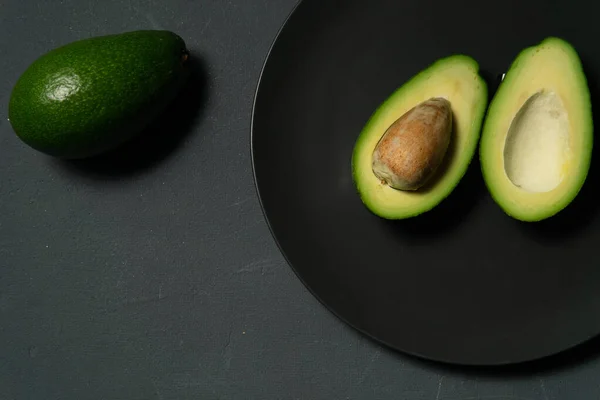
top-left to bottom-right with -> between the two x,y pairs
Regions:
352,55 -> 489,219
479,37 -> 593,222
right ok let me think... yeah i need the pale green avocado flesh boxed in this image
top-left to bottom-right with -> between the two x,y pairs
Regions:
479,37 -> 593,222
352,55 -> 489,219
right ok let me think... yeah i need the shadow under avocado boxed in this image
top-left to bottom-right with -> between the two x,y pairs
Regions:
380,111 -> 487,243
55,53 -> 209,179
479,68 -> 505,99
519,57 -> 600,243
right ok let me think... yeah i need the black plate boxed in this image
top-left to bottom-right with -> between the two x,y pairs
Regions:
251,0 -> 600,365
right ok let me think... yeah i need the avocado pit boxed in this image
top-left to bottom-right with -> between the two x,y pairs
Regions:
503,89 -> 570,193
371,97 -> 453,191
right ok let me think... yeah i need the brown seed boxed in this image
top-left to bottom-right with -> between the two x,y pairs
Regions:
371,97 -> 453,191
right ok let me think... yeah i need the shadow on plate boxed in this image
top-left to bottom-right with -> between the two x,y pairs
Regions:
479,68 -> 505,99
54,52 -> 209,180
381,146 -> 487,244
518,57 -> 600,243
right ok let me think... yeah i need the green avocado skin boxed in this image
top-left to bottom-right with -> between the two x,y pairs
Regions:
8,30 -> 190,159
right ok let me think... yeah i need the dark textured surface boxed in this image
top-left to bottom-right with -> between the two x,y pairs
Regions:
1,0 -> 599,399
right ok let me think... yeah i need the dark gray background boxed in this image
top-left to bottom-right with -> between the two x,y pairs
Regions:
1,0 -> 599,399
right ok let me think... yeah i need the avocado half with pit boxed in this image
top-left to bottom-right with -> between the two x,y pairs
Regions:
352,55 -> 489,219
479,37 -> 593,222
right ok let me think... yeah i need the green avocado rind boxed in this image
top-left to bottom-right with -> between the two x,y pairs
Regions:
8,30 -> 190,159
479,37 -> 593,222
351,55 -> 489,219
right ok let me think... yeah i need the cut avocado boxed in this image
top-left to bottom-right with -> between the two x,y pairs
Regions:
479,37 -> 593,222
352,55 -> 489,219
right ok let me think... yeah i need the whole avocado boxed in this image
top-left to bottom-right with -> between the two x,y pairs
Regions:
8,30 -> 190,159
